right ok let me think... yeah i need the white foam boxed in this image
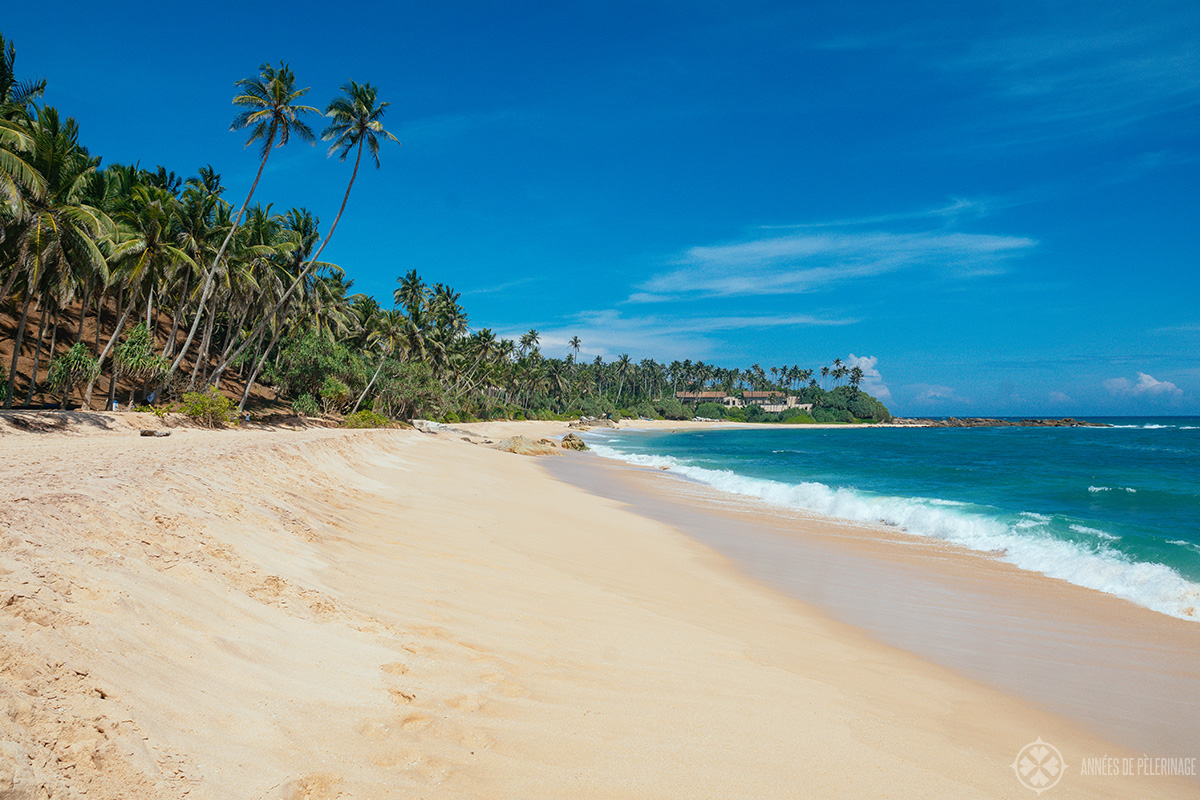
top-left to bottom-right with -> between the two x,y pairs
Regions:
1088,486 -> 1137,493
589,442 -> 1200,621
1070,523 -> 1119,540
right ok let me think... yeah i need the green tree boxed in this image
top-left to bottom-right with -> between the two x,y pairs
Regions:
169,62 -> 317,378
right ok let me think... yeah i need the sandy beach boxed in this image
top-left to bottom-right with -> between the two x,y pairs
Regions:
0,414 -> 1194,798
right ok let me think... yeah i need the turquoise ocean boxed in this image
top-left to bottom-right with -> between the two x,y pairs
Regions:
585,418 -> 1200,620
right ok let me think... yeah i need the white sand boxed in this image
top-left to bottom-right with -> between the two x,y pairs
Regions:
0,414 -> 1191,798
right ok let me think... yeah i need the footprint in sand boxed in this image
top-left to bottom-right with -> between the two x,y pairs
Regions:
445,693 -> 487,712
479,672 -> 530,698
388,688 -> 415,705
400,713 -> 431,731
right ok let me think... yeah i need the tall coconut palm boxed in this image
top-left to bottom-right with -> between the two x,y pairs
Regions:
168,62 -> 317,378
212,80 -> 399,379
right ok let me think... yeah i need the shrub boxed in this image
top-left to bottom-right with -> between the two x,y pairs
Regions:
180,388 -> 233,428
579,397 -> 615,418
292,393 -> 318,417
694,401 -> 726,419
632,401 -> 660,420
784,413 -> 816,424
343,410 -> 393,429
654,397 -> 691,420
47,343 -> 99,406
441,411 -> 460,423
320,376 -> 351,414
113,323 -> 168,404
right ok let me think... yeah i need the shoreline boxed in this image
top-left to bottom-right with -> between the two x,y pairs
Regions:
0,419 -> 1194,796
542,443 -> 1200,759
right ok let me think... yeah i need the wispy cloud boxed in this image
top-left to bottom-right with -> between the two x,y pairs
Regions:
461,276 -> 544,296
945,7 -> 1200,144
1154,322 -> 1200,333
634,228 -> 1036,301
903,383 -> 970,406
501,310 -> 854,361
1104,372 -> 1183,398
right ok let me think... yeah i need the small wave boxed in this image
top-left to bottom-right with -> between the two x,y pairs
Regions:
589,442 -> 1200,621
1181,426 -> 1199,430
1167,540 -> 1200,555
1108,423 -> 1176,429
1070,524 -> 1119,540
1088,486 -> 1137,494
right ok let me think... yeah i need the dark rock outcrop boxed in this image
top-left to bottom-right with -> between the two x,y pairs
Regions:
890,417 -> 1110,428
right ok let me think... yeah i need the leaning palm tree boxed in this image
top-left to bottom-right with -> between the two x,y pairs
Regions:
168,62 -> 317,378
210,80 -> 399,379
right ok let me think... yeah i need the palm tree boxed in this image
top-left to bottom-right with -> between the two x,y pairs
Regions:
519,329 -> 540,355
168,62 -> 317,378
5,108 -> 111,407
211,80 -> 399,380
394,269 -> 425,316
351,308 -> 405,414
0,34 -> 45,119
614,353 -> 633,403
569,335 -> 581,361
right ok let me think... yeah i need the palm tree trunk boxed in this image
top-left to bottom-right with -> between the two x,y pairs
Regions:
237,324 -> 283,415
162,271 -> 190,359
351,351 -> 388,415
189,309 -> 217,390
208,302 -> 252,387
93,289 -> 103,355
168,122 -> 277,378
76,290 -> 87,343
82,293 -> 138,409
211,138 -> 364,381
3,291 -> 33,408
23,301 -> 49,405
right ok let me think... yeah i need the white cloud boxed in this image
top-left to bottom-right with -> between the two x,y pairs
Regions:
1103,372 -> 1183,397
1048,390 -> 1075,405
903,383 -> 970,407
636,229 -> 1036,300
845,353 -> 891,401
500,310 -> 854,361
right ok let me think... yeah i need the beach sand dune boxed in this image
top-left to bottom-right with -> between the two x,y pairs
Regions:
0,419 -> 1191,798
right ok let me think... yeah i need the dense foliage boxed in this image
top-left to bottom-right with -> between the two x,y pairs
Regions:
1,33 -> 890,424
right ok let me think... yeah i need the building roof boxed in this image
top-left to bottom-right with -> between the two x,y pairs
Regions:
676,391 -> 727,399
742,391 -> 785,398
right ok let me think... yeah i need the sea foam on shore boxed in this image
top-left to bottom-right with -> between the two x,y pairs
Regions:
586,433 -> 1200,621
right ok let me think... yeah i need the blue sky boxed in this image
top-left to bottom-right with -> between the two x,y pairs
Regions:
6,1 -> 1198,415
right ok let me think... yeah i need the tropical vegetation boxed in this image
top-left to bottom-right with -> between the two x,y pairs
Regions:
0,34 -> 890,425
